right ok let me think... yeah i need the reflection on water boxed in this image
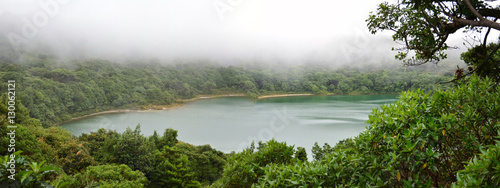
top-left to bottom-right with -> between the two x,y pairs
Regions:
61,95 -> 398,154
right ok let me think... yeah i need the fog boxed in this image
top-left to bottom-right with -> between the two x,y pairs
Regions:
0,0 -> 468,65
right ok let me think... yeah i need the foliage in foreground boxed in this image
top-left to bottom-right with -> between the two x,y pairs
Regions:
79,126 -> 225,187
214,76 -> 500,187
454,141 -> 500,187
56,164 -> 147,188
1,151 -> 61,188
329,76 -> 499,187
213,139 -> 298,187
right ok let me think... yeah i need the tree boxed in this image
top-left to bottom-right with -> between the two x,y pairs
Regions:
174,143 -> 226,185
311,142 -> 334,161
149,146 -> 201,188
295,147 -> 308,162
79,128 -> 120,161
101,125 -> 155,174
154,128 -> 178,150
367,0 -> 500,66
216,139 -> 295,187
461,42 -> 500,81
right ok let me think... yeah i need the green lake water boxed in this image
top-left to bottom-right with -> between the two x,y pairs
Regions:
61,95 -> 398,153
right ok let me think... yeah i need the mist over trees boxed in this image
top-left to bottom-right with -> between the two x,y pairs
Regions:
0,50 -> 456,126
2,0 -> 500,187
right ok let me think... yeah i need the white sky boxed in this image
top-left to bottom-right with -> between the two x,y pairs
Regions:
0,0 -> 470,65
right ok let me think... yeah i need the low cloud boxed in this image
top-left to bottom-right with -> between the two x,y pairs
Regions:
0,0 -> 464,66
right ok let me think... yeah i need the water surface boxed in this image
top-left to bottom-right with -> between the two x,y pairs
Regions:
61,95 -> 398,153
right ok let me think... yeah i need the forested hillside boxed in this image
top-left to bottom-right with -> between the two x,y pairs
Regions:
2,0 -> 500,186
0,49 -> 458,187
0,51 -> 454,126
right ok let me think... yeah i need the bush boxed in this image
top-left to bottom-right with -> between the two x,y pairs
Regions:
320,76 -> 500,187
57,164 -> 147,188
253,160 -> 328,187
215,139 -> 296,187
453,139 -> 500,187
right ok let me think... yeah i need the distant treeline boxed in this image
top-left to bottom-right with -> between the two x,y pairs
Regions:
0,52 -> 454,126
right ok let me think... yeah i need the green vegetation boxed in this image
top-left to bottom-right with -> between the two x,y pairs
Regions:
2,56 -> 500,187
0,87 -> 225,187
4,75 -> 497,187
461,42 -> 500,82
210,76 -> 500,187
367,0 -> 500,67
454,141 -> 500,187
57,164 -> 147,188
0,105 -> 225,187
0,53 -> 453,126
2,0 -> 500,186
2,49 -> 498,187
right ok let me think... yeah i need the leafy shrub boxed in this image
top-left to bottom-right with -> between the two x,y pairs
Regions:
294,147 -> 307,162
57,164 -> 147,188
1,152 -> 61,188
253,160 -> 328,187
215,139 -> 296,187
453,139 -> 500,187
320,76 -> 500,187
32,126 -> 95,174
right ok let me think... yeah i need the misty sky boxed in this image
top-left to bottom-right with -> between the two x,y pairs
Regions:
0,0 -> 473,65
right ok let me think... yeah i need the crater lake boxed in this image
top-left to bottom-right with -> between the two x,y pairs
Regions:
61,95 -> 398,153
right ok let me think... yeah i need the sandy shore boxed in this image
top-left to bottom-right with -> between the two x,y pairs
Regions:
57,93 -> 317,125
257,93 -> 314,99
180,93 -> 247,102
56,94 -> 248,125
55,103 -> 185,125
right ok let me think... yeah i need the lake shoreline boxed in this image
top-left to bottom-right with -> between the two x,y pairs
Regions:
56,93 -> 318,126
257,93 -> 314,99
54,103 -> 186,125
56,92 -> 394,126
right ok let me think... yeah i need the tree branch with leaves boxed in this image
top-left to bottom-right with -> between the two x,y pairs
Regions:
367,0 -> 500,67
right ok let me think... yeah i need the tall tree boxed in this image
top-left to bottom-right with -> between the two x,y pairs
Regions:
367,0 -> 500,69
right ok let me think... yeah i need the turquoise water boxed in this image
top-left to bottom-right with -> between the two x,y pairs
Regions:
61,95 -> 398,153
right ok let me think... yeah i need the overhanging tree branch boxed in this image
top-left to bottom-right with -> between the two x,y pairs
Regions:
464,0 -> 486,21
453,16 -> 500,30
367,0 -> 500,65
478,8 -> 500,19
